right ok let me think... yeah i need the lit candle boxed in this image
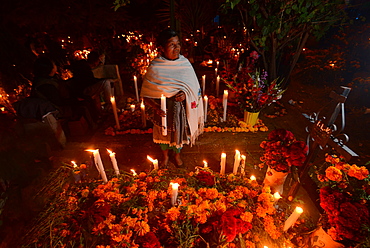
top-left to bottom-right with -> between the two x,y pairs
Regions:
107,149 -> 120,175
250,175 -> 256,181
216,75 -> 220,96
220,153 -> 226,175
233,150 -> 241,175
273,192 -> 282,202
203,160 -> 208,168
161,94 -> 167,136
134,75 -> 139,102
147,155 -> 159,170
240,155 -> 246,176
202,75 -> 206,94
203,95 -> 208,123
215,68 -> 218,78
86,149 -> 108,183
71,161 -> 78,168
216,61 -> 219,68
110,96 -> 121,130
170,182 -> 179,206
223,90 -> 228,122
140,100 -> 146,128
283,206 -> 303,231
130,104 -> 135,112
131,169 -> 137,176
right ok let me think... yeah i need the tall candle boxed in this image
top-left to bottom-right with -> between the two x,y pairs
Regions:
161,94 -> 167,136
134,75 -> 139,102
140,100 -> 146,128
220,153 -> 226,175
130,104 -> 135,112
110,96 -> 121,130
202,75 -> 206,94
240,155 -> 246,176
107,149 -> 120,175
223,90 -> 228,122
283,206 -> 303,231
170,182 -> 179,206
233,150 -> 241,174
147,155 -> 159,170
216,75 -> 220,96
86,149 -> 108,183
203,95 -> 208,123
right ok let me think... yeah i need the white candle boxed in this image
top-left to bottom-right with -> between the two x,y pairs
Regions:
134,75 -> 139,102
107,149 -> 120,175
220,153 -> 226,175
147,155 -> 159,170
233,150 -> 241,175
110,96 -> 121,130
203,160 -> 208,168
202,75 -> 206,94
170,182 -> 179,206
240,155 -> 246,176
130,104 -> 135,112
140,100 -> 146,128
283,206 -> 303,231
216,75 -> 220,96
203,95 -> 208,123
161,94 -> 167,136
223,90 -> 228,122
86,149 -> 108,183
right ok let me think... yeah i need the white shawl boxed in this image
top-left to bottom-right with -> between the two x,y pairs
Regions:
141,55 -> 204,145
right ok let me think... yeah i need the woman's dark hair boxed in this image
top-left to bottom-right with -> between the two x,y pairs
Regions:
157,28 -> 178,47
33,56 -> 54,77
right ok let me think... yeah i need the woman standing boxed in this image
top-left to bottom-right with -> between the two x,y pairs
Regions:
141,28 -> 204,168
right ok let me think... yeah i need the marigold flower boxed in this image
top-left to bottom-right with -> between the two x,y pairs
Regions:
348,164 -> 369,180
166,207 -> 181,221
325,166 -> 343,182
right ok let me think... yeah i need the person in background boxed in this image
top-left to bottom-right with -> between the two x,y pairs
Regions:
31,56 -> 97,129
140,28 -> 204,168
67,52 -> 113,116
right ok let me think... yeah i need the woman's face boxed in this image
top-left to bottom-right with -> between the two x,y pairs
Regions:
162,36 -> 181,60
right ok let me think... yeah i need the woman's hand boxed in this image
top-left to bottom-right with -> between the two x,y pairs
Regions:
175,91 -> 185,102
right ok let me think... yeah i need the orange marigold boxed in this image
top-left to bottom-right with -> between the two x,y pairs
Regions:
348,164 -> 369,180
325,166 -> 343,182
167,207 -> 181,221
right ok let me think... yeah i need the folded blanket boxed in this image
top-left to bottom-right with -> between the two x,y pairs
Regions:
141,55 -> 204,145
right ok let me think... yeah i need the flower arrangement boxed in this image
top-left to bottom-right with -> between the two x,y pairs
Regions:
311,154 -> 370,247
223,69 -> 285,113
21,166 -> 310,248
259,129 -> 308,173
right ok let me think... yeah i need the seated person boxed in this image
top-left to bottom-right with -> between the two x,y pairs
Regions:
30,56 -> 97,129
67,51 -> 114,116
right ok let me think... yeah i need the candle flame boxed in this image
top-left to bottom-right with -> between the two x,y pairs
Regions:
134,75 -> 137,80
71,161 -> 78,168
241,155 -> 246,160
203,160 -> 208,167
147,155 -> 155,163
131,169 -> 137,176
106,149 -> 115,155
86,149 -> 98,153
295,206 -> 303,214
140,100 -> 145,108
250,175 -> 256,180
273,192 -> 281,200
221,153 -> 226,158
170,182 -> 179,190
110,96 -> 115,103
204,95 -> 208,100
